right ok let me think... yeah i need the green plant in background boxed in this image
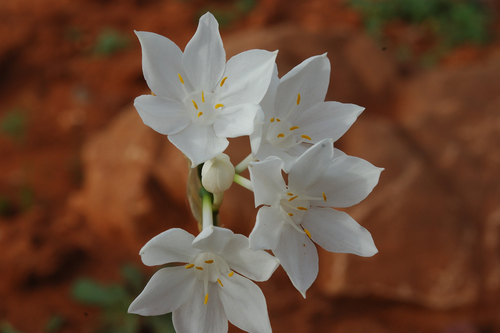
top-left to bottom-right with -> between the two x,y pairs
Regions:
0,322 -> 22,333
72,264 -> 175,333
93,29 -> 130,56
0,109 -> 27,142
200,0 -> 257,28
348,0 -> 492,63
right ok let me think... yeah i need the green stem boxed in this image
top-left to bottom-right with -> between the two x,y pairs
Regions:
202,191 -> 213,230
233,174 -> 253,191
234,153 -> 255,174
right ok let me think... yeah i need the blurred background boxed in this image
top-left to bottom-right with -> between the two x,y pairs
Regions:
1,0 -> 500,332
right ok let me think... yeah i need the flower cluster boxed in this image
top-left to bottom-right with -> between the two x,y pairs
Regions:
129,12 -> 383,333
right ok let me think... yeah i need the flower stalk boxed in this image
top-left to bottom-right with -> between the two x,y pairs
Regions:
233,174 -> 253,191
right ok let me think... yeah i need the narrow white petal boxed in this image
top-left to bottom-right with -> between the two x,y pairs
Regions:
213,104 -> 259,138
134,95 -> 190,135
302,208 -> 378,257
249,108 -> 265,157
220,274 -> 272,333
288,138 -> 334,191
135,31 -> 193,100
140,228 -> 198,266
249,206 -> 283,251
173,280 -> 228,333
217,49 -> 278,106
248,157 -> 286,207
275,54 -> 330,119
192,226 -> 234,254
308,152 -> 383,207
295,101 -> 364,143
259,64 -> 279,118
223,233 -> 280,282
128,266 -> 195,316
183,12 -> 225,91
273,223 -> 318,297
168,123 -> 229,167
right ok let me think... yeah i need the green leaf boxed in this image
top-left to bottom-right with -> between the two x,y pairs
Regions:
71,279 -> 129,307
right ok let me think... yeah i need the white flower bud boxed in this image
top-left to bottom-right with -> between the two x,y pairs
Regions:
201,153 -> 235,194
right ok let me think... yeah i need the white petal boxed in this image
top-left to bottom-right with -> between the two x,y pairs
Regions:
173,280 -> 228,333
134,95 -> 190,135
302,208 -> 377,257
217,49 -> 278,106
168,122 -> 229,167
183,12 -> 225,91
275,54 -> 330,119
135,31 -> 193,101
273,223 -> 318,297
295,101 -> 363,143
140,228 -> 198,266
308,152 -> 383,207
249,108 -> 265,157
192,226 -> 234,254
128,266 -> 195,316
259,64 -> 279,119
222,233 -> 279,281
248,157 -> 285,207
249,206 -> 283,251
213,104 -> 259,138
220,273 -> 272,333
288,138 -> 334,191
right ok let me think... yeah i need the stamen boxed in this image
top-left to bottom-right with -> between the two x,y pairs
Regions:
276,118 -> 281,122
297,207 -> 308,211
323,192 -> 327,202
204,260 -> 214,264
215,104 -> 224,109
185,264 -> 194,269
228,271 -> 234,277
220,76 -> 228,87
195,266 -> 204,270
151,91 -> 156,96
202,91 -> 205,103
288,213 -> 294,216
290,126 -> 299,131
217,279 -> 224,287
197,111 -> 203,118
301,134 -> 312,140
178,73 -> 185,84
304,228 -> 312,238
192,100 -> 198,110
270,118 -> 275,123
277,133 -> 285,138
288,195 -> 298,201
287,192 -> 293,196
204,293 -> 209,305
297,93 -> 301,105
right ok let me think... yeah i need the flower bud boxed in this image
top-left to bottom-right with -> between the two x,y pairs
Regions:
201,153 -> 235,194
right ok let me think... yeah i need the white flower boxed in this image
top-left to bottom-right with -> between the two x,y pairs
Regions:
201,153 -> 235,194
248,138 -> 382,296
128,226 -> 279,333
250,55 -> 363,171
134,12 -> 277,167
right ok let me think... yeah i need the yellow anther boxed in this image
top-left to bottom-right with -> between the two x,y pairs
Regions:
290,126 -> 299,131
215,104 -> 224,109
217,279 -> 224,287
205,260 -> 214,264
288,213 -> 294,216
192,100 -> 198,110
270,118 -> 275,123
195,266 -> 203,270
277,133 -> 285,138
297,207 -> 308,211
297,93 -> 301,105
204,293 -> 209,305
228,271 -> 234,277
202,91 -> 205,103
304,228 -> 311,238
185,264 -> 195,269
287,192 -> 293,196
288,195 -> 298,201
301,134 -> 312,140
197,111 -> 203,118
151,91 -> 156,96
220,76 -> 228,87
178,73 -> 185,84
276,118 -> 281,122
323,192 -> 327,202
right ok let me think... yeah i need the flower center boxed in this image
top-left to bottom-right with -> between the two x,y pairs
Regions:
186,90 -> 224,124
